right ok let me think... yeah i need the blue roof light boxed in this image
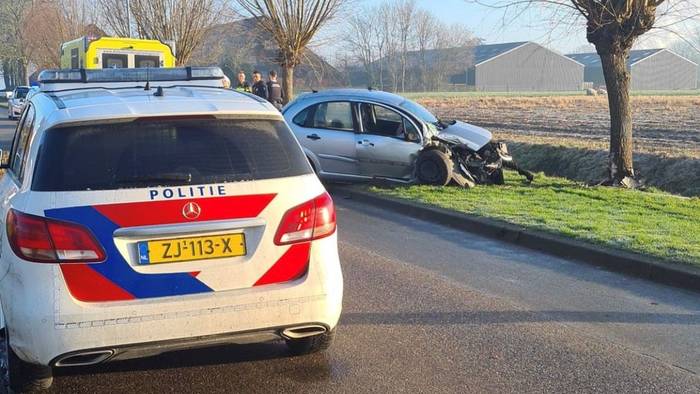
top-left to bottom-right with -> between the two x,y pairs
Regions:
38,67 -> 224,84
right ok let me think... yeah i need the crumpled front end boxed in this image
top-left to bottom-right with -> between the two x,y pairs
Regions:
416,121 -> 533,187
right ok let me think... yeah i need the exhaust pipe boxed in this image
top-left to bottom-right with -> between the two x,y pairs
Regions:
280,324 -> 327,340
55,349 -> 114,367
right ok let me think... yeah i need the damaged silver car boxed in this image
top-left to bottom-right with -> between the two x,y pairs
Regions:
283,89 -> 532,186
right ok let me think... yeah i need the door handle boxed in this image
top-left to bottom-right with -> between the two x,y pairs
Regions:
306,134 -> 321,141
358,139 -> 375,147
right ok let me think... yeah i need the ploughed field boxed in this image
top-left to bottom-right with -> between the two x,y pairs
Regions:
415,95 -> 700,196
417,95 -> 700,159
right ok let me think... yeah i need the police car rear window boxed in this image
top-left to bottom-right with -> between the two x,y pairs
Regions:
32,118 -> 312,191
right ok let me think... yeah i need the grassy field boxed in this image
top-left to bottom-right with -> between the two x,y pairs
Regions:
403,91 -> 587,98
370,172 -> 700,267
412,94 -> 700,197
404,90 -> 700,99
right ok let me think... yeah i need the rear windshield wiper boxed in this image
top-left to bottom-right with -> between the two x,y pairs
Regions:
115,172 -> 192,185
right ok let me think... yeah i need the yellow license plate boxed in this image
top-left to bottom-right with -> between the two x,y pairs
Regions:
138,233 -> 246,265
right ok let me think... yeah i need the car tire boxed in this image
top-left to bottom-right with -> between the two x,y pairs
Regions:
489,168 -> 505,185
416,149 -> 453,186
285,328 -> 336,356
1,328 -> 53,393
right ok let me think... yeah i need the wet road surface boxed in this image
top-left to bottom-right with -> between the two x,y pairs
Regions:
35,194 -> 700,393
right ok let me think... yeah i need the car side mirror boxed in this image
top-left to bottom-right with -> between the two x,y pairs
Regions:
0,149 -> 9,169
6,92 -> 13,99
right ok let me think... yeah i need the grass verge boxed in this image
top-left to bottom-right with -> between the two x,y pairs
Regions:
369,172 -> 700,267
506,142 -> 700,197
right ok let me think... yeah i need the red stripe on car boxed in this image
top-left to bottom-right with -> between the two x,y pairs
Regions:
93,194 -> 276,227
254,243 -> 311,286
60,265 -> 136,302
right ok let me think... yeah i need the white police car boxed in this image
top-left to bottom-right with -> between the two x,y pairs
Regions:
0,67 -> 342,391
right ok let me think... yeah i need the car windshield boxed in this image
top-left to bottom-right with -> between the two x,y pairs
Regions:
14,88 -> 29,99
32,118 -> 312,191
398,99 -> 438,124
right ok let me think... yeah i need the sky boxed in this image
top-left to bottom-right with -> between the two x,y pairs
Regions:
381,0 -> 590,50
316,0 -> 700,61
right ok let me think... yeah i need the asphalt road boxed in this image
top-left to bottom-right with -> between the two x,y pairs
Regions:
0,118 -> 697,392
34,194 -> 697,393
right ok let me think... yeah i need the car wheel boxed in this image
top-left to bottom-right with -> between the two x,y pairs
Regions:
285,328 -> 336,356
489,168 -> 505,185
1,328 -> 53,392
416,149 -> 453,186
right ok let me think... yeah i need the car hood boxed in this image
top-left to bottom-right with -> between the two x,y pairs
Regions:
438,121 -> 492,151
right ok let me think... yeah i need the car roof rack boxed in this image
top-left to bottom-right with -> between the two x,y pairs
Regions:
38,67 -> 225,92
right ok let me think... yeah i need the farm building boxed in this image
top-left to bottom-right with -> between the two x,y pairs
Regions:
566,49 -> 698,90
452,42 -> 585,92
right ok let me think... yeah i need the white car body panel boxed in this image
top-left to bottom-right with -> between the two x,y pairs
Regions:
0,77 -> 342,366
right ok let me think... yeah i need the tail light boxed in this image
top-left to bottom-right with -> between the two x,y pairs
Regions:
6,209 -> 106,263
274,192 -> 336,245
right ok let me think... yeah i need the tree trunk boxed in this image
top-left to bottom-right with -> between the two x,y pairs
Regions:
378,50 -> 384,90
282,65 -> 294,105
599,51 -> 635,183
21,60 -> 29,87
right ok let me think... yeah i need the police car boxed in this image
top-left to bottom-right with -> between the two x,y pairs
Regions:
0,67 -> 342,391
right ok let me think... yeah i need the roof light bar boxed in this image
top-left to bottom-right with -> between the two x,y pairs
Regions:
38,67 -> 224,84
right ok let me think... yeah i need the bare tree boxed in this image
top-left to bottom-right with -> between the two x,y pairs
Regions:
471,0 -> 699,186
379,2 -> 401,91
234,0 -> 344,103
96,0 -> 228,66
344,10 -> 379,87
670,26 -> 700,80
0,0 -> 32,85
432,22 -> 479,91
374,4 -> 388,90
96,0 -> 132,37
130,0 -> 227,65
395,0 -> 416,92
22,0 -> 99,69
414,9 -> 438,91
342,0 -> 479,92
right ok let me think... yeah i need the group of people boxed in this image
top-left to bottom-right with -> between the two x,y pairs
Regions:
232,70 -> 284,110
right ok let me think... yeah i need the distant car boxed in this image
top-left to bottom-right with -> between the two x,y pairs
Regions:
0,68 -> 342,392
282,89 -> 497,184
7,86 -> 30,120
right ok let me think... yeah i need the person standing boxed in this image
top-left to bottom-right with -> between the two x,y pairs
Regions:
266,70 -> 284,110
251,70 -> 268,100
235,71 -> 251,92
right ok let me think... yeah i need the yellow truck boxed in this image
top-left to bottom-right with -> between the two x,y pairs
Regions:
60,36 -> 176,69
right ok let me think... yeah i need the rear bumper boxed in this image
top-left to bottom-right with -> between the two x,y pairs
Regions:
3,236 -> 343,366
50,322 -> 329,367
10,281 -> 341,366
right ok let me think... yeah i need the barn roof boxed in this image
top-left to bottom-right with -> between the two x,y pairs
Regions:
473,42 -> 529,65
566,49 -> 665,67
